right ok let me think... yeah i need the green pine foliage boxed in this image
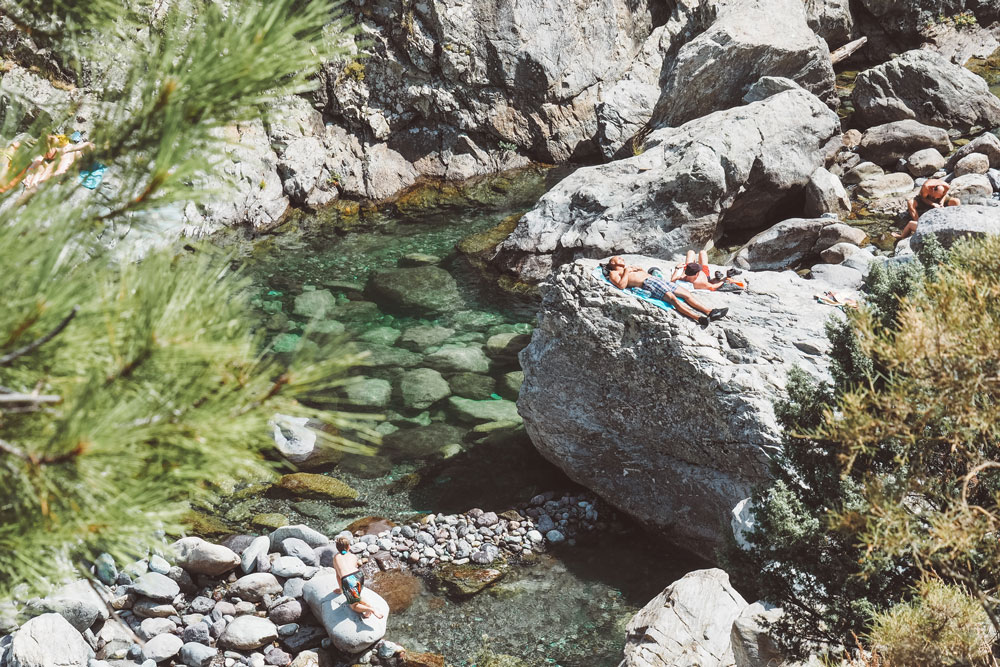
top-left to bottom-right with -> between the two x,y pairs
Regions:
726,234 -> 994,656
0,0 -> 370,597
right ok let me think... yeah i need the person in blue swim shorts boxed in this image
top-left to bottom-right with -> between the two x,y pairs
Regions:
332,535 -> 384,619
605,256 -> 728,326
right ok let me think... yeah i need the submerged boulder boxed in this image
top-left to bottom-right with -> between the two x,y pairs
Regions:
365,266 -> 463,315
495,88 -> 840,282
518,257 -> 836,555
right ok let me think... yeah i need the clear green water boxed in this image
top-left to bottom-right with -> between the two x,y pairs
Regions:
224,167 -> 705,666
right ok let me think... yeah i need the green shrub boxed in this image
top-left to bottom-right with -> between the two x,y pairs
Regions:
869,580 -> 995,666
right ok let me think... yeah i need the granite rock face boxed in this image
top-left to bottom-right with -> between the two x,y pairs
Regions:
518,257 -> 836,555
852,49 -> 1000,133
495,88 -> 841,282
620,569 -> 748,667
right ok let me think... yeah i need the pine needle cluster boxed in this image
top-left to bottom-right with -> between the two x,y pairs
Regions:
0,0 -> 368,597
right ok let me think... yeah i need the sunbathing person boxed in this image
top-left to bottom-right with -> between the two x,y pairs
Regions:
670,250 -> 746,291
606,256 -> 728,326
23,134 -> 94,189
331,536 -> 384,620
894,178 -> 960,240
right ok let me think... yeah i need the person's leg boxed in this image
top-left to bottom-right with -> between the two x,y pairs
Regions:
946,197 -> 960,207
893,220 -> 918,239
662,292 -> 701,322
698,251 -> 709,275
673,287 -> 712,315
675,287 -> 729,322
685,250 -> 696,265
351,601 -> 384,619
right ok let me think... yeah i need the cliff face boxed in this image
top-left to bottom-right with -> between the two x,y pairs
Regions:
517,257 -> 841,557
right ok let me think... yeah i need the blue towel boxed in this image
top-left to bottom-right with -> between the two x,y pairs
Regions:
591,265 -> 675,312
78,162 -> 106,190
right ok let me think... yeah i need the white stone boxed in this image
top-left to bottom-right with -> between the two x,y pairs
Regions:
142,634 -> 183,663
217,616 -> 278,651
172,537 -> 240,576
241,536 -> 271,574
8,614 -> 90,667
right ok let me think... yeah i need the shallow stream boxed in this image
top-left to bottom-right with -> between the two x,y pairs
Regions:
217,166 -> 702,666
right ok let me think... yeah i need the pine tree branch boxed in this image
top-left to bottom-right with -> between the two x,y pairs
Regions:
0,438 -> 29,460
0,393 -> 62,404
0,437 -> 87,465
0,306 -> 78,366
82,572 -> 146,649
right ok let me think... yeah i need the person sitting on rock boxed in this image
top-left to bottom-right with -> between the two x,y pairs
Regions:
669,250 -> 742,291
606,255 -> 728,326
895,178 -> 960,240
332,536 -> 384,620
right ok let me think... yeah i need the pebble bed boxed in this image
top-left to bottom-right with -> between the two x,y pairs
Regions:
0,493 -> 600,667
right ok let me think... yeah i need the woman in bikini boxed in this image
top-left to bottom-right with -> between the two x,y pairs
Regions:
332,536 -> 384,620
895,178 -> 960,240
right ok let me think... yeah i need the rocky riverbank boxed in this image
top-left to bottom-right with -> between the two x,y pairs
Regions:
0,493 -> 602,667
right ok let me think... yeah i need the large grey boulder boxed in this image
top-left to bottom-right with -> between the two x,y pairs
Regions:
131,573 -> 179,602
852,49 -> 1000,133
656,0 -> 836,127
496,89 -> 841,282
949,173 -> 995,203
732,602 -> 786,667
519,258 -> 836,555
217,616 -> 278,650
142,634 -> 183,663
735,218 -> 829,270
7,614 -> 91,667
910,205 -> 1000,253
620,569 -> 748,667
946,132 -> 1000,171
803,0 -> 854,47
597,0 -> 836,158
804,167 -> 852,218
857,119 -> 951,166
303,573 -> 388,654
323,0 -> 659,164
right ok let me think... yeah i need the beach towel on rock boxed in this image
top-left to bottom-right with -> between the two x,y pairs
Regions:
591,265 -> 675,312
78,162 -> 106,190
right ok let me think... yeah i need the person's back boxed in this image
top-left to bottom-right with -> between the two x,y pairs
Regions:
332,549 -> 359,580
